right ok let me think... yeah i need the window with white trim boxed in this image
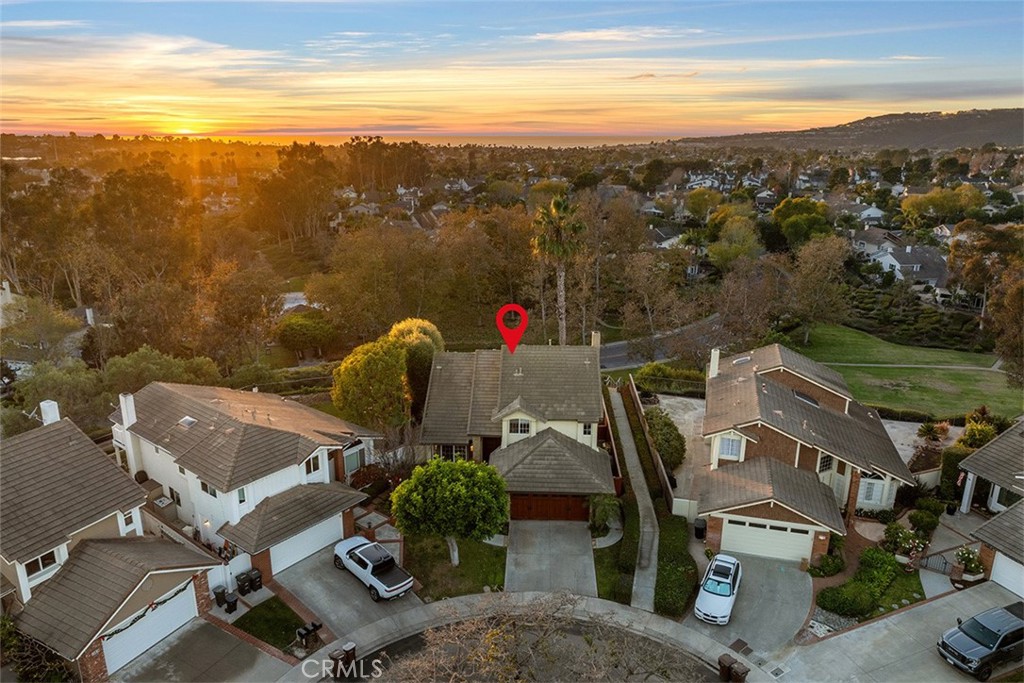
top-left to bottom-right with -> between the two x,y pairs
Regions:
305,456 -> 321,475
857,472 -> 885,505
237,487 -> 246,504
200,480 -> 217,497
817,454 -> 833,474
719,436 -> 742,460
122,510 -> 135,528
509,419 -> 530,435
583,424 -> 593,436
168,487 -> 182,507
25,550 -> 57,577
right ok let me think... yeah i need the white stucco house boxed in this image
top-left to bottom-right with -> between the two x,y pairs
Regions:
110,383 -> 379,585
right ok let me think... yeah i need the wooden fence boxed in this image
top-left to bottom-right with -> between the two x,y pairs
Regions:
625,374 -> 676,511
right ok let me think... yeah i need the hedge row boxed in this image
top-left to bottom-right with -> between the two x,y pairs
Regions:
866,404 -> 972,426
652,499 -> 698,618
603,385 -> 637,604
619,385 -> 663,500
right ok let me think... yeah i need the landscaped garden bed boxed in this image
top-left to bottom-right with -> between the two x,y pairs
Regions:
233,596 -> 306,651
402,535 -> 506,600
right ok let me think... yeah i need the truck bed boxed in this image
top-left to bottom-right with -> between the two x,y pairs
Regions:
376,564 -> 413,590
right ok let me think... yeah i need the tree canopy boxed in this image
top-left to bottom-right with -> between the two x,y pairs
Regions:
330,336 -> 411,436
391,458 -> 508,564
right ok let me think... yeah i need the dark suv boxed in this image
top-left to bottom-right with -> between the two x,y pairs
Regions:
937,601 -> 1024,681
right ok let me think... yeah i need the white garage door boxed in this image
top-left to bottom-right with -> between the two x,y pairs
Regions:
991,552 -> 1024,597
269,515 -> 343,573
719,517 -> 815,562
102,580 -> 197,674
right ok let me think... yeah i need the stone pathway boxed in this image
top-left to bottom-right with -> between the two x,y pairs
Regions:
609,391 -> 660,612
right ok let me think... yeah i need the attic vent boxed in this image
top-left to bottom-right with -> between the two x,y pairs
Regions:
178,416 -> 198,428
732,356 -> 751,365
794,391 -> 819,408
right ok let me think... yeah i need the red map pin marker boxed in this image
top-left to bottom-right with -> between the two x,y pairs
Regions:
496,304 -> 528,354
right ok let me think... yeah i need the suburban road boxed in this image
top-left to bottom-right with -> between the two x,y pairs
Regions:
600,314 -> 720,371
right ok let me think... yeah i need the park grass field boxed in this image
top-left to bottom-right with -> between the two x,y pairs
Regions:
797,325 -> 996,368
834,365 -> 1022,419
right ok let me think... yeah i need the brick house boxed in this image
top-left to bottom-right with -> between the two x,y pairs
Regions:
697,344 -> 914,563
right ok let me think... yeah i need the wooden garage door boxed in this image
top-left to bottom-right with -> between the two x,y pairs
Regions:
510,494 -> 588,521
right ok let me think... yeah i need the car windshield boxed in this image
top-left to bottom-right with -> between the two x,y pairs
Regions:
960,618 -> 1000,649
703,577 -> 732,597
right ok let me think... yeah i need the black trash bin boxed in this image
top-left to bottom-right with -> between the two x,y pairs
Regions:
946,502 -> 957,516
328,650 -> 345,680
250,568 -> 263,591
717,654 -> 736,682
212,585 -> 227,607
730,662 -> 750,683
224,591 -> 238,614
236,571 -> 252,596
694,518 -> 707,541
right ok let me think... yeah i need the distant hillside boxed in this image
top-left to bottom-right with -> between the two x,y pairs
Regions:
677,109 -> 1024,150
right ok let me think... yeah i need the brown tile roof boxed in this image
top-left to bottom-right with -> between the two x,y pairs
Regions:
421,345 -> 602,444
491,428 -> 614,495
697,458 -> 845,534
16,538 -> 217,660
960,423 -> 1024,493
110,383 -> 379,491
1,420 -> 146,563
218,482 -> 366,554
704,345 -> 912,484
971,500 -> 1024,565
420,352 -> 479,443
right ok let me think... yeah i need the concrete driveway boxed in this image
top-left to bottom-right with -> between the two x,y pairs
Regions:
684,553 -> 812,658
780,581 -> 1020,682
274,545 -> 422,640
110,618 -> 290,682
504,521 -> 598,597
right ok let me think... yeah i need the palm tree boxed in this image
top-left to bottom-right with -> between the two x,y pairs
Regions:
532,194 -> 586,345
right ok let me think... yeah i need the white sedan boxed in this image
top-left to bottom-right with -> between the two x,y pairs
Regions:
694,554 -> 742,625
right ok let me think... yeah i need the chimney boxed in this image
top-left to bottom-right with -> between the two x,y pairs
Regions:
39,400 -> 60,425
119,392 -> 137,428
591,331 -> 601,348
709,348 -> 721,379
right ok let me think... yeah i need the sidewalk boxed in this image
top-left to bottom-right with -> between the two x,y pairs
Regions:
608,391 -> 660,612
276,592 -> 771,683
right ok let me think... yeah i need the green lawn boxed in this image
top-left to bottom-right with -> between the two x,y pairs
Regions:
402,535 -> 506,600
278,275 -> 309,293
232,596 -> 305,650
798,325 -> 997,368
867,570 -> 926,621
836,366 -> 1022,418
594,544 -> 628,604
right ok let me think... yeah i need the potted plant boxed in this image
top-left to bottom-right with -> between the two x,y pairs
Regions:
955,546 -> 985,582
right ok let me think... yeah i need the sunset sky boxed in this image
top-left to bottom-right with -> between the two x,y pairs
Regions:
2,1 -> 1022,141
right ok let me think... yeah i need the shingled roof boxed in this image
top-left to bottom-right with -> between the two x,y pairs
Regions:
16,538 -> 216,660
218,482 -> 366,553
1,419 -> 146,563
972,500 -> 1024,566
959,423 -> 1024,493
421,345 -> 602,444
110,383 -> 380,491
698,458 -> 846,534
491,428 -> 614,495
704,345 -> 912,484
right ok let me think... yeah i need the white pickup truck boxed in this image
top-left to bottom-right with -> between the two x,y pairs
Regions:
333,537 -> 414,601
